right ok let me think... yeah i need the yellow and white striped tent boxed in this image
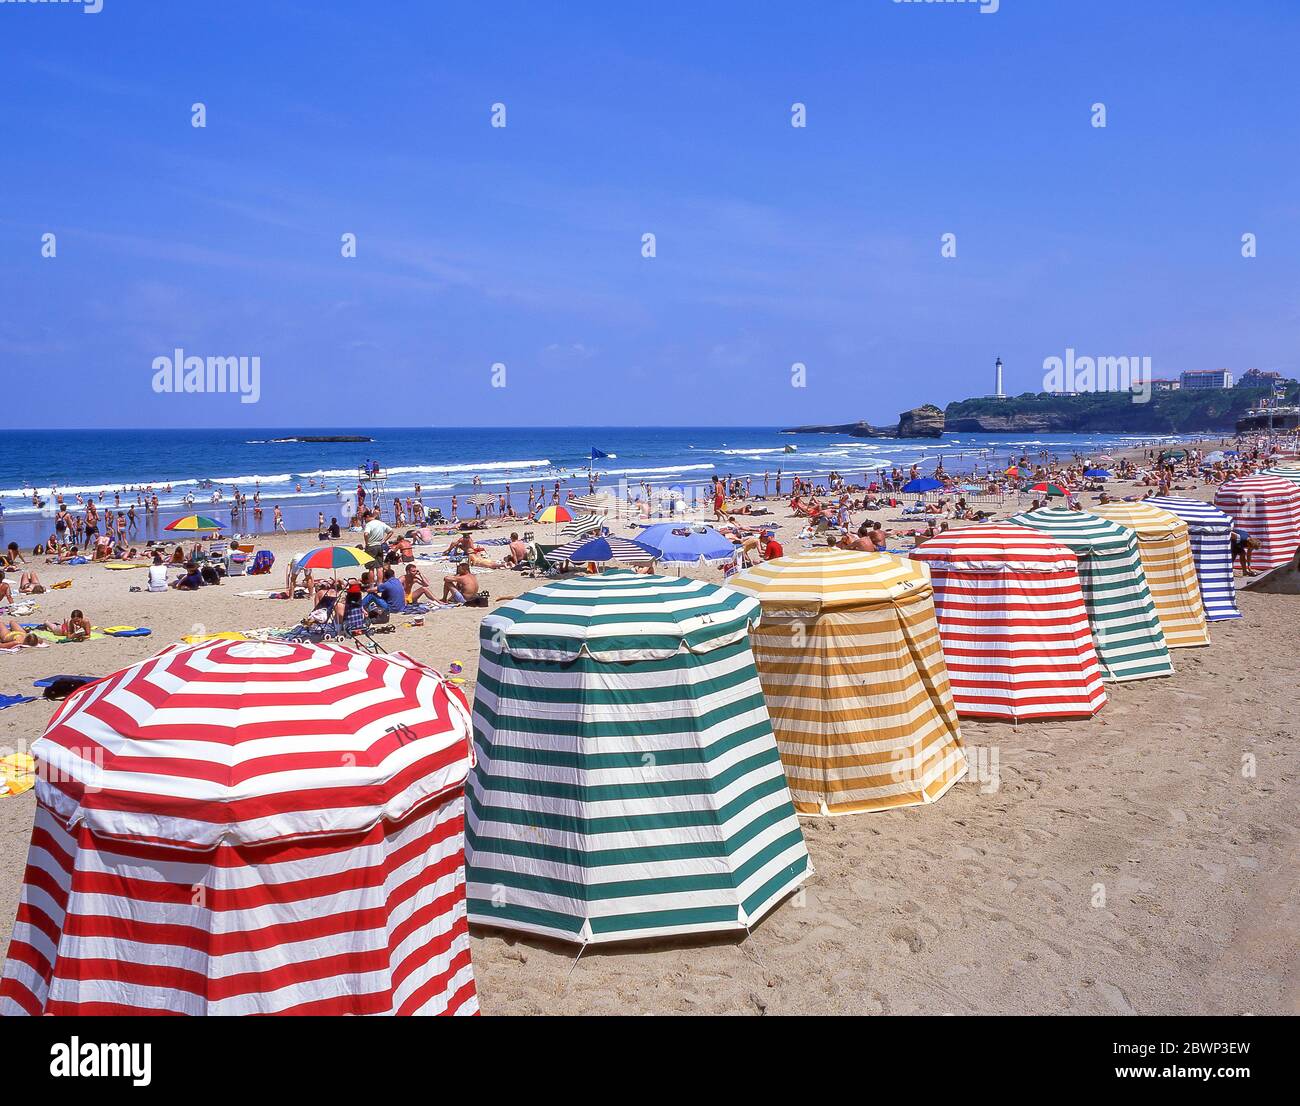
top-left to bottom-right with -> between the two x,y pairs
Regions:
727,549 -> 967,816
1091,501 -> 1210,649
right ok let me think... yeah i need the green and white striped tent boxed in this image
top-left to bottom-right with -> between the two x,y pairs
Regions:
466,570 -> 811,944
1008,506 -> 1174,682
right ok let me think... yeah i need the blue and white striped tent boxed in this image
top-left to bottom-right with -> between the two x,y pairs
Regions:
1146,496 -> 1241,622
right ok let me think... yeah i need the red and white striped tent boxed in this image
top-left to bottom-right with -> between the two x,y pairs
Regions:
0,639 -> 478,1016
1214,475 -> 1300,574
910,523 -> 1107,721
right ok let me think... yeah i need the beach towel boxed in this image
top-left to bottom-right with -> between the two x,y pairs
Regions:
99,626 -> 152,637
0,694 -> 37,710
32,630 -> 106,644
1,753 -> 36,797
49,580 -> 73,590
33,675 -> 94,688
103,562 -> 147,570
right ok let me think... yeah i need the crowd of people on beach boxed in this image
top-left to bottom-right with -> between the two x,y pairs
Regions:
2,434 -> 1294,653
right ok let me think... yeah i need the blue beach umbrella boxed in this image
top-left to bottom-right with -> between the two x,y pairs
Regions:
1083,468 -> 1112,478
635,523 -> 735,562
901,477 -> 944,493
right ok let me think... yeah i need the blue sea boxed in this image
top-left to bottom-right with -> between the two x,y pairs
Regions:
0,426 -> 1196,545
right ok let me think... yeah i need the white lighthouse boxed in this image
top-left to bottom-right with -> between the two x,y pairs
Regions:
994,356 -> 1005,398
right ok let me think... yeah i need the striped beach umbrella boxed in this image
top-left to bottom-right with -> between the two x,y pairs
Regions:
293,545 -> 373,572
1214,475 -> 1300,573
727,549 -> 967,815
910,524 -> 1107,722
1009,507 -> 1174,682
1028,482 -> 1071,497
1090,502 -> 1210,648
544,535 -> 659,564
535,504 -> 573,524
1261,466 -> 1300,488
559,510 -> 605,539
1144,497 -> 1242,621
164,514 -> 223,532
466,571 -> 810,944
0,640 -> 478,1016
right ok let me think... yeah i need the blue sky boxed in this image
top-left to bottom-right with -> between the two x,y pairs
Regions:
1,0 -> 1297,427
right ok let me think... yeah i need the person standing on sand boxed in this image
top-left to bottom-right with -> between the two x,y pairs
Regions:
362,509 -> 393,566
274,506 -> 286,533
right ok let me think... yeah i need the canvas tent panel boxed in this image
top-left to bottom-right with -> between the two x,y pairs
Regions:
1214,477 -> 1300,573
924,570 -> 1106,720
747,605 -> 966,814
1145,496 -> 1241,621
1,795 -> 477,1016
1009,510 -> 1173,683
465,639 -> 810,943
1090,503 -> 1210,648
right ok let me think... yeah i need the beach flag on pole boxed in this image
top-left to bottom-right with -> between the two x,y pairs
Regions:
590,447 -> 615,460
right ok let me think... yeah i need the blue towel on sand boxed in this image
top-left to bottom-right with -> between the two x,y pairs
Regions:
33,675 -> 94,688
0,694 -> 37,710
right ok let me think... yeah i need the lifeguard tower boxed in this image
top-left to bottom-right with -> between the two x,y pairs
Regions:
357,459 -> 390,516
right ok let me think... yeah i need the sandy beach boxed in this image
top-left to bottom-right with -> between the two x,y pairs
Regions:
2,445 -> 1296,1016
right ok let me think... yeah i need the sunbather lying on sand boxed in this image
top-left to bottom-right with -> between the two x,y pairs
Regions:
0,619 -> 39,648
45,609 -> 92,641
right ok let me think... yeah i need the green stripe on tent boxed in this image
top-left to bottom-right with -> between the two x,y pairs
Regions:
1010,507 -> 1173,682
467,573 -> 811,943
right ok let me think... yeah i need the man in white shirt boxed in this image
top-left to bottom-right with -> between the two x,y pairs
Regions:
362,510 -> 393,566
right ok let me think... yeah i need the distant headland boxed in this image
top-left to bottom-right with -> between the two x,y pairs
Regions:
270,435 -> 374,443
783,384 -> 1298,438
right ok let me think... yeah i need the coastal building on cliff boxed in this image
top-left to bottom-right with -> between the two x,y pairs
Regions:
1238,368 -> 1284,391
1180,369 -> 1233,390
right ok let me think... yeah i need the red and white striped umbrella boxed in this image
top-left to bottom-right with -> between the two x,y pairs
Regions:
910,524 -> 1107,722
1215,475 -> 1300,573
1,639 -> 479,1016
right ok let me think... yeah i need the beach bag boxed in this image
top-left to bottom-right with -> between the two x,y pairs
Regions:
42,677 -> 95,702
249,550 -> 275,575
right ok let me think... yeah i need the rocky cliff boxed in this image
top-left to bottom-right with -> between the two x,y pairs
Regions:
783,405 -> 946,439
943,388 -> 1284,434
